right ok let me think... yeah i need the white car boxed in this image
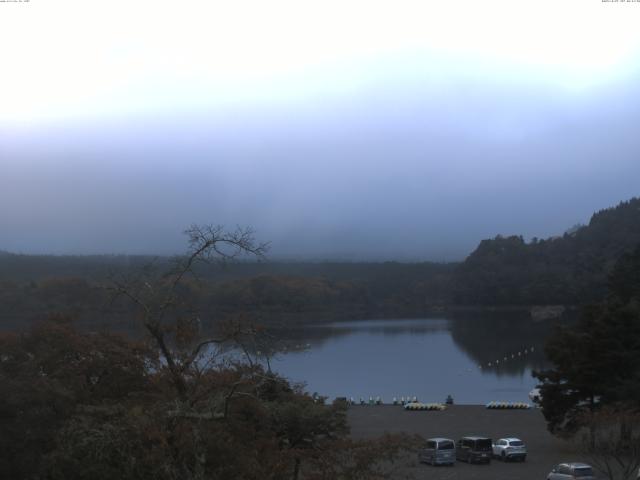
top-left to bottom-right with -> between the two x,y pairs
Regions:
492,437 -> 527,462
547,463 -> 595,479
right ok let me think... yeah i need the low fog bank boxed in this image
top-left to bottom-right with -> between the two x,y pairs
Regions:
2,72 -> 640,261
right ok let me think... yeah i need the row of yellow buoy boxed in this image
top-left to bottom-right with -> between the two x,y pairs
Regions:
478,346 -> 536,370
486,401 -> 531,409
404,402 -> 447,411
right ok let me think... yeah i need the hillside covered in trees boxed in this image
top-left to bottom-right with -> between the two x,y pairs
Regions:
0,197 -> 638,330
0,259 -> 453,331
453,197 -> 640,306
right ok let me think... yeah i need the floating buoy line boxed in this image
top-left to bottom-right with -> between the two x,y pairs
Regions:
404,402 -> 447,411
477,345 -> 536,371
485,401 -> 531,409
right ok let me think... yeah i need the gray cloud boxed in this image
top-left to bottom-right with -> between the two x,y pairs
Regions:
2,70 -> 639,260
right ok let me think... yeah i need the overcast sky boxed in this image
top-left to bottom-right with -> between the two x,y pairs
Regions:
1,1 -> 640,260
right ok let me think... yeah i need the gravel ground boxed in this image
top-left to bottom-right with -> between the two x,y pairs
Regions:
348,405 -> 583,480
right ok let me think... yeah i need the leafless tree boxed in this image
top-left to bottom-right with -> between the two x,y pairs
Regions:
576,406 -> 640,480
110,224 -> 269,401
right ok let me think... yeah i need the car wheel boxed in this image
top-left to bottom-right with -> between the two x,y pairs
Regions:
521,455 -> 526,462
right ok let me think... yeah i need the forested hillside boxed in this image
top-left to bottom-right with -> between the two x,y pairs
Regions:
453,197 -> 640,305
1,197 -> 639,330
0,259 -> 453,330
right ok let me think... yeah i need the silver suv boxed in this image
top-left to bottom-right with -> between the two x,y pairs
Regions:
547,462 -> 595,479
492,437 -> 527,462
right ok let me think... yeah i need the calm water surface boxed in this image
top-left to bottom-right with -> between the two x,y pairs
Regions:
268,316 -> 552,404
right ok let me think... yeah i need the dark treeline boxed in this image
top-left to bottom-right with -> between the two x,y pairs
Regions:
453,197 -> 640,306
0,251 -> 451,286
534,243 -> 640,435
531,245 -> 640,480
0,259 -> 454,331
1,197 -> 639,330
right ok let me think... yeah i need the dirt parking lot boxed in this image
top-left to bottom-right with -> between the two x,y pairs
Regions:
348,405 -> 582,480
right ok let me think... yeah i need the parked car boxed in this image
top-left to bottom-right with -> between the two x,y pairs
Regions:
418,437 -> 456,466
455,436 -> 492,464
492,437 -> 527,462
547,462 -> 595,479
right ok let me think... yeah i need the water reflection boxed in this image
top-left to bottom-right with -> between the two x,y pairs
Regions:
266,316 -> 559,404
448,312 -> 549,377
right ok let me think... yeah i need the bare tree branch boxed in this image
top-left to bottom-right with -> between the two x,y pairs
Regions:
109,224 -> 268,401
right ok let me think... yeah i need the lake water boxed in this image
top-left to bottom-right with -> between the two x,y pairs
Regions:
267,316 -> 553,405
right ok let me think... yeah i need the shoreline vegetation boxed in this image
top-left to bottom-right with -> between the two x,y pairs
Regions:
1,198 -> 639,479
0,197 -> 638,332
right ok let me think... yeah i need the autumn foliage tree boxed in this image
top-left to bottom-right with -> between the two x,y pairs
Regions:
0,226 -> 420,479
0,316 -> 153,479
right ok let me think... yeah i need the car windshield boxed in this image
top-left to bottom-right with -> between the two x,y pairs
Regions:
476,439 -> 492,451
509,441 -> 524,446
574,467 -> 593,477
438,441 -> 454,450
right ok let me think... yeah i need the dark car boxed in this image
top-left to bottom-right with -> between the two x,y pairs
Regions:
456,436 -> 492,464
